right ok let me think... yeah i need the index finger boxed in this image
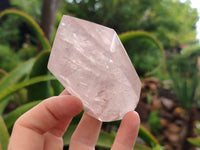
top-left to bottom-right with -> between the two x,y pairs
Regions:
8,92 -> 83,150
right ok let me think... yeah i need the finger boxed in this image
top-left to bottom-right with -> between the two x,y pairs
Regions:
8,95 -> 83,150
111,111 -> 140,150
43,119 -> 70,150
43,132 -> 63,150
18,95 -> 83,135
47,89 -> 73,135
42,90 -> 73,150
69,113 -> 102,150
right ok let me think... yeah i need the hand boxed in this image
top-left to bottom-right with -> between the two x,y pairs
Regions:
8,90 -> 140,150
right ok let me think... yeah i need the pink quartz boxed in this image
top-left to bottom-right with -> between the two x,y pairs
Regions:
48,15 -> 141,122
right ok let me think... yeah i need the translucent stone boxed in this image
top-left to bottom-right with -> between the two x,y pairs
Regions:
48,15 -> 141,122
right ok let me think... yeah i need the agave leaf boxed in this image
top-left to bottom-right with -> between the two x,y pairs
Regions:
188,137 -> 200,147
63,124 -> 153,149
119,31 -> 165,76
63,124 -> 115,147
96,130 -> 153,149
29,51 -> 50,78
0,96 -> 13,115
97,130 -> 115,148
51,80 -> 64,96
105,120 -> 160,148
134,144 -> 153,150
63,124 -> 76,145
27,51 -> 51,101
0,59 -> 34,95
3,100 -> 41,130
138,125 -> 159,147
0,9 -> 51,50
0,116 -> 9,150
0,75 -> 56,102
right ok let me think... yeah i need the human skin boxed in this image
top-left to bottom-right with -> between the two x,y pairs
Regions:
8,90 -> 140,150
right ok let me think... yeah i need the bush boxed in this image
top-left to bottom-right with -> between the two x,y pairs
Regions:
167,49 -> 200,109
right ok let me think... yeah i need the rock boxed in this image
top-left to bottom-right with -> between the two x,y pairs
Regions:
173,107 -> 186,119
152,98 -> 162,110
164,131 -> 180,143
174,120 -> 185,127
160,109 -> 174,120
168,123 -> 182,133
160,118 -> 169,128
48,15 -> 141,122
168,133 -> 179,143
161,97 -> 175,111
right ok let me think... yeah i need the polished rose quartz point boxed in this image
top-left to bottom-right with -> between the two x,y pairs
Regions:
48,15 -> 141,122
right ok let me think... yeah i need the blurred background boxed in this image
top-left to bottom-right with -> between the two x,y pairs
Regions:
0,0 -> 200,150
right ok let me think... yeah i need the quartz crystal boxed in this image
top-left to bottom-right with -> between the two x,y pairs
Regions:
48,15 -> 141,122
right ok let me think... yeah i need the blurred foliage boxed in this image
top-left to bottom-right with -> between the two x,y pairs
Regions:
0,15 -> 22,49
0,45 -> 21,72
0,14 -> 38,51
63,124 -> 164,150
10,0 -> 42,22
0,116 -> 9,150
182,45 -> 200,55
167,48 -> 200,109
148,111 -> 161,135
122,34 -> 164,76
195,121 -> 200,134
188,121 -> 200,147
0,44 -> 37,71
119,31 -> 165,76
27,51 -> 51,101
61,0 -> 198,49
18,44 -> 37,60
0,9 -> 51,50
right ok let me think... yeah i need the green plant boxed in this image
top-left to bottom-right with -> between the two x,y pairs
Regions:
168,49 -> 200,150
167,50 -> 200,109
0,45 -> 21,72
11,0 -> 42,22
18,44 -> 37,60
148,111 -> 161,135
63,124 -> 164,150
0,116 -> 9,150
0,9 -> 51,51
119,31 -> 165,76
187,121 -> 200,147
61,0 -> 198,50
0,15 -> 21,47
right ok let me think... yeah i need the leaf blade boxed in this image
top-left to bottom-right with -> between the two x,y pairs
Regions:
0,59 -> 34,94
3,101 -> 41,130
188,137 -> 200,147
27,51 -> 51,101
0,116 -> 9,150
0,75 -> 56,102
0,9 -> 51,50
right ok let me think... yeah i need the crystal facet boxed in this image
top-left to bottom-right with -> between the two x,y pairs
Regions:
48,15 -> 141,122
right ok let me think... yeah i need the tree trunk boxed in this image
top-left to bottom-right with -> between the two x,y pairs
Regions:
40,0 -> 61,41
